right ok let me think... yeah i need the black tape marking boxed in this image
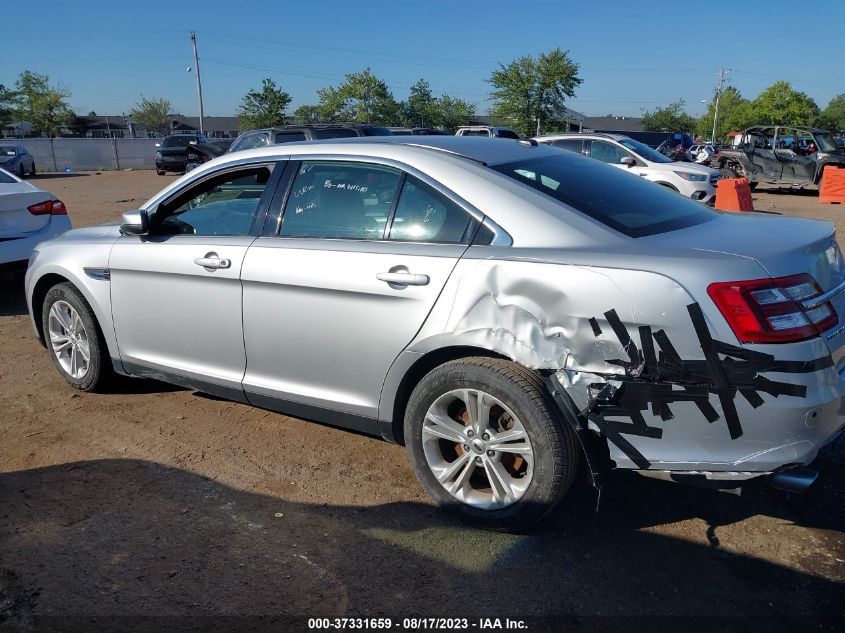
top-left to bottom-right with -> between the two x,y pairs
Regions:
581,302 -> 833,468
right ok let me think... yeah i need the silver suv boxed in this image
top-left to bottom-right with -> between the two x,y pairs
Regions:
536,133 -> 720,203
25,137 -> 845,530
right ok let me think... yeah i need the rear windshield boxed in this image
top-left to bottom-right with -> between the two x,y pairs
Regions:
491,154 -> 716,237
495,130 -> 520,139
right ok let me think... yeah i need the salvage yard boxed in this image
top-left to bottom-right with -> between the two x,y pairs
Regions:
1,171 -> 843,626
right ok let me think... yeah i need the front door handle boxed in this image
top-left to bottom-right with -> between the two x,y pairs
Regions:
377,271 -> 430,287
194,252 -> 231,270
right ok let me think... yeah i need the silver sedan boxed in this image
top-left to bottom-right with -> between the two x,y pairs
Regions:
25,137 -> 845,530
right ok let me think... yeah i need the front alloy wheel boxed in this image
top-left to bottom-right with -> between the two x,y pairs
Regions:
48,300 -> 90,379
41,282 -> 112,392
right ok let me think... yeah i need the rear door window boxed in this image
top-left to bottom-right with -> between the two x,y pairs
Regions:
274,132 -> 307,144
587,140 -> 633,165
550,139 -> 584,153
388,176 -> 474,243
280,161 -> 401,239
314,128 -> 358,140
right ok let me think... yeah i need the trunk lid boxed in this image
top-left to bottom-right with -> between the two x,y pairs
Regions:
0,182 -> 52,235
646,212 -> 845,354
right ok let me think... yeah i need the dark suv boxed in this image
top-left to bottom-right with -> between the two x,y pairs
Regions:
155,133 -> 207,175
714,125 -> 845,190
227,123 -> 392,153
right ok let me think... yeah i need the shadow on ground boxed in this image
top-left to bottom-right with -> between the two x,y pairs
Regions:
0,276 -> 27,317
1,453 -> 842,631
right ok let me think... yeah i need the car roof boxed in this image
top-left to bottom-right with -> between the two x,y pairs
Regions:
534,132 -> 631,142
258,135 -> 557,166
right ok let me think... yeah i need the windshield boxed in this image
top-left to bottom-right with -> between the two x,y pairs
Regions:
162,136 -> 195,148
490,154 -> 716,237
618,138 -> 673,163
813,132 -> 839,152
0,146 -> 16,156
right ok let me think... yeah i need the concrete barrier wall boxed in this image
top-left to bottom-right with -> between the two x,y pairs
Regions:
15,138 -> 160,171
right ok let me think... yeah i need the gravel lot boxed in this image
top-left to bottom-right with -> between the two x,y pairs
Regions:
1,171 -> 843,629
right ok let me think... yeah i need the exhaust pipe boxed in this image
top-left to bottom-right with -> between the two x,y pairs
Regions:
769,467 -> 818,494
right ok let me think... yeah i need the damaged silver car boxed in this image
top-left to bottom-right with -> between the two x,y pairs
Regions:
25,137 -> 845,530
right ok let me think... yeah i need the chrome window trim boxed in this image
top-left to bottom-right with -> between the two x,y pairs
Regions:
142,155 -> 291,211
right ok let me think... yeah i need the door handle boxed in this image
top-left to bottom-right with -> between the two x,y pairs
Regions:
377,271 -> 430,287
194,252 -> 231,270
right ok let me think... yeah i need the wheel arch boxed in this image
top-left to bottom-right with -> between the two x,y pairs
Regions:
382,345 -> 509,445
31,272 -> 73,346
29,268 -> 120,362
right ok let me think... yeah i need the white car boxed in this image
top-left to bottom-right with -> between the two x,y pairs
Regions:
0,168 -> 71,274
455,126 -> 521,139
535,133 -> 720,204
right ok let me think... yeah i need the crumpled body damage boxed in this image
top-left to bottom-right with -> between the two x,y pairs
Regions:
412,257 -> 845,474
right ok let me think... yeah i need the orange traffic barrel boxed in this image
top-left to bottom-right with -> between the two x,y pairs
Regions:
820,167 -> 845,205
715,177 -> 754,212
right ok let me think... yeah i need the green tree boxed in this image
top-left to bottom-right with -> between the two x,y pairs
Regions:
750,81 -> 819,126
292,104 -> 321,124
641,99 -> 696,133
237,77 -> 292,131
488,48 -> 581,136
129,96 -> 172,136
429,94 -> 475,132
817,94 -> 845,132
317,68 -> 399,125
401,79 -> 436,127
12,71 -> 73,137
0,84 -> 15,128
696,86 -> 755,141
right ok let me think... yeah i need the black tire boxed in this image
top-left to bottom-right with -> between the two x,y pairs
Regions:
404,357 -> 579,532
748,181 -> 758,191
30,162 -> 36,176
41,282 -> 113,392
156,169 -> 166,175
18,164 -> 25,178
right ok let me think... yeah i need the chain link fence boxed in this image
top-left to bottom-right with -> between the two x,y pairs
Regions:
15,138 -> 161,172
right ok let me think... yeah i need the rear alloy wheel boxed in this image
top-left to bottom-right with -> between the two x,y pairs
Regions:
42,283 -> 112,392
405,357 -> 578,531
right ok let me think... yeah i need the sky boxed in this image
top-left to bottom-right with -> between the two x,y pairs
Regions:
3,0 -> 843,120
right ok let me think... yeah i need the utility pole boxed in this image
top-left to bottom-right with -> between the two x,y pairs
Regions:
711,68 -> 728,144
190,31 -> 205,135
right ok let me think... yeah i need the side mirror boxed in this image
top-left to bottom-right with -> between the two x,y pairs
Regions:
120,209 -> 149,236
620,156 -> 636,168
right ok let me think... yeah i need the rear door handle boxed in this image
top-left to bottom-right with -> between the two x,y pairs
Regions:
194,252 -> 231,270
377,271 -> 430,287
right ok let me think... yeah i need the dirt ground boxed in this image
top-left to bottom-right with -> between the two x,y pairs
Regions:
1,171 -> 843,631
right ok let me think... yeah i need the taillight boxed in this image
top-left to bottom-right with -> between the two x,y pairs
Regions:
27,199 -> 67,216
708,274 -> 837,343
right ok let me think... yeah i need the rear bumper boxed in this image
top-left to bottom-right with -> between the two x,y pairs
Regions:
0,217 -> 72,267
